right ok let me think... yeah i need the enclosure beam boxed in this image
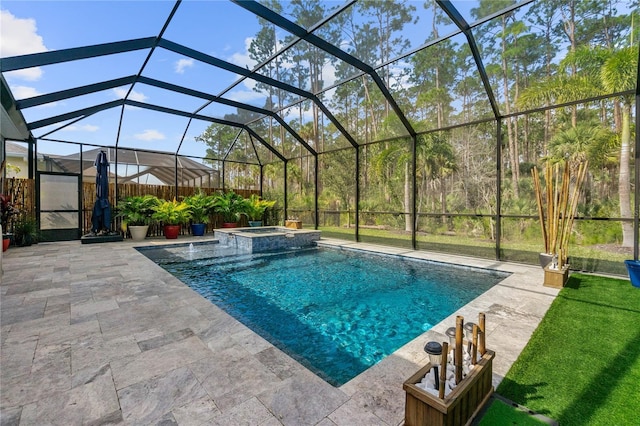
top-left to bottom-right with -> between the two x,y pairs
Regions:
16,76 -> 138,110
315,155 -> 319,230
0,38 -> 156,72
437,0 -> 500,119
496,119 -> 503,261
411,135 -> 417,250
283,160 -> 288,224
28,100 -> 124,130
355,146 -> 360,242
232,0 -> 415,138
635,94 -> 640,261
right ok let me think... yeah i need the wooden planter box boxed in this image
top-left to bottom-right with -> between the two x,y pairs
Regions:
285,220 -> 302,229
403,350 -> 495,426
543,265 -> 570,288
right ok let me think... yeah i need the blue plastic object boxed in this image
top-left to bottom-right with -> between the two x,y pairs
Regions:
624,260 -> 640,288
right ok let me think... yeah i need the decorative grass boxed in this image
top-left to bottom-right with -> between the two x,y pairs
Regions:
496,273 -> 640,425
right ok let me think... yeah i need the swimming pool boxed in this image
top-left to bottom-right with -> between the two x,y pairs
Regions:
140,244 -> 509,386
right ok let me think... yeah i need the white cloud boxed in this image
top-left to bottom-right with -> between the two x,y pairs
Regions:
227,37 -> 258,69
227,89 -> 266,104
134,129 -> 165,141
62,124 -> 99,132
1,10 -> 48,81
11,85 -> 40,99
113,87 -> 147,102
174,58 -> 194,74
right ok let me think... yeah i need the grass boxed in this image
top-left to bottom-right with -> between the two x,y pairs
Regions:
477,397 -> 550,426
317,226 -> 630,274
496,273 -> 640,425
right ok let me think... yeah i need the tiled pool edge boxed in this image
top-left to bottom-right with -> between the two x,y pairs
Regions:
0,237 -> 558,425
317,238 -> 559,391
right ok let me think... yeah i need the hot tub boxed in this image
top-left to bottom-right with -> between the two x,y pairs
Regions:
214,226 -> 321,253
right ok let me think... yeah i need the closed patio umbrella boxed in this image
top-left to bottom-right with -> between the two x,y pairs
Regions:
90,150 -> 112,235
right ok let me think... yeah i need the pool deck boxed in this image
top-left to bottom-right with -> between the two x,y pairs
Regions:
0,236 -> 557,425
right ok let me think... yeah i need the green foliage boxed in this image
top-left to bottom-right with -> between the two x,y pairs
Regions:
497,273 -> 640,424
116,195 -> 160,226
183,191 -> 215,224
152,199 -> 192,225
244,194 -> 276,221
212,191 -> 248,223
13,215 -> 38,246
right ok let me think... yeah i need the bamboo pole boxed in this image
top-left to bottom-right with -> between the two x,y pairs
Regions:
471,324 -> 478,366
532,167 -> 548,253
439,341 -> 448,399
478,312 -> 486,355
455,316 -> 464,384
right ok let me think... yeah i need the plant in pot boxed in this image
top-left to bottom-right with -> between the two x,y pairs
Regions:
1,194 -> 19,251
532,160 -> 588,287
13,215 -> 38,247
183,191 -> 215,236
212,191 -> 247,228
152,198 -> 192,239
116,195 -> 160,241
245,194 -> 276,227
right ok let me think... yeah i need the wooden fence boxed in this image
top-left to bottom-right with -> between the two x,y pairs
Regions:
3,178 -> 258,236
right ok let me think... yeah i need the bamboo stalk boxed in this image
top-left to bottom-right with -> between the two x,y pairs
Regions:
532,167 -> 548,253
439,341 -> 448,399
471,324 -> 478,366
478,312 -> 486,355
455,316 -> 464,384
562,161 -> 588,262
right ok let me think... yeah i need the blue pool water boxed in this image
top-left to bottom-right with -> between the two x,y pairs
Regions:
141,244 -> 509,386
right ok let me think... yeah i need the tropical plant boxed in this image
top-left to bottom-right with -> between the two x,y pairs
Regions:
116,195 -> 160,226
152,199 -> 192,225
245,194 -> 276,221
13,215 -> 38,246
211,191 -> 248,223
183,191 -> 215,224
0,193 -> 19,233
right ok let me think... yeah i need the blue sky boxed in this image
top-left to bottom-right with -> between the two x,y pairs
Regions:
0,0 -> 572,159
1,1 -> 281,157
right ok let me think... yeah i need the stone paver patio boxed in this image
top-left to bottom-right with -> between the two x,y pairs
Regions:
0,237 -> 557,425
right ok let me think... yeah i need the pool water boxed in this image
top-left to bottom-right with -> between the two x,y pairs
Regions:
142,245 -> 509,386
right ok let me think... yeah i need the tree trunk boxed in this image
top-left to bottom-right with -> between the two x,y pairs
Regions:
619,102 -> 634,247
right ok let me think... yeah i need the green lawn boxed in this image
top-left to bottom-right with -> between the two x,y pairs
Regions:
317,226 -> 630,274
496,273 -> 640,425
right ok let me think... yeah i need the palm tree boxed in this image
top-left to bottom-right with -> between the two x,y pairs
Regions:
601,46 -> 638,247
519,44 -> 638,247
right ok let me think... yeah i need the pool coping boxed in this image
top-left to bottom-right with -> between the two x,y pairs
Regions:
0,236 -> 557,425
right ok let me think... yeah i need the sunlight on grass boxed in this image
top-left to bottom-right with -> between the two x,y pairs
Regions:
497,273 -> 640,425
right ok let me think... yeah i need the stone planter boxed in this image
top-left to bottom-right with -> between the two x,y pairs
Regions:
403,350 -> 495,426
128,225 -> 149,242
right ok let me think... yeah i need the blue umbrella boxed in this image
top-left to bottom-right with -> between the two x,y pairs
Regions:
90,150 -> 112,235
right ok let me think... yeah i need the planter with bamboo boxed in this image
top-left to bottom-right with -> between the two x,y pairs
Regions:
532,160 -> 587,288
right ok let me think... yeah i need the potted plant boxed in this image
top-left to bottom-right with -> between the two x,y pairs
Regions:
152,198 -> 192,239
212,191 -> 247,228
183,191 -> 215,236
245,194 -> 276,227
116,195 -> 160,241
13,215 -> 38,246
1,194 -> 19,251
532,160 -> 588,287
